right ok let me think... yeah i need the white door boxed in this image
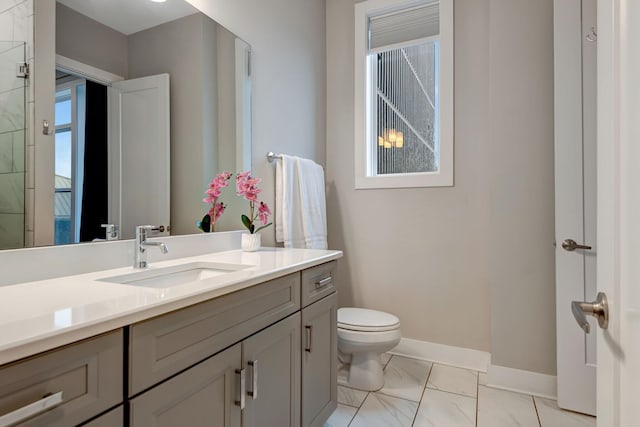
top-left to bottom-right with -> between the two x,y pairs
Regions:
596,0 -> 640,425
554,0 -> 597,415
108,74 -> 170,239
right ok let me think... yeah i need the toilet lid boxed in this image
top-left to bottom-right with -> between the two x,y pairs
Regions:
337,308 -> 400,332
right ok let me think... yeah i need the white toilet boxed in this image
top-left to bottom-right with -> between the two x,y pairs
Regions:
337,307 -> 401,391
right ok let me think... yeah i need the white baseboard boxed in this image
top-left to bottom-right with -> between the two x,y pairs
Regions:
389,337 -> 491,373
486,364 -> 557,400
388,338 -> 558,400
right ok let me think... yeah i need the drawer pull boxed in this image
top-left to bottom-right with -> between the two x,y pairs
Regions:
235,369 -> 246,409
315,277 -> 332,289
0,391 -> 63,426
248,360 -> 258,400
305,325 -> 313,352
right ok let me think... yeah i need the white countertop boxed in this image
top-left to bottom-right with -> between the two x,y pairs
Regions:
0,247 -> 342,366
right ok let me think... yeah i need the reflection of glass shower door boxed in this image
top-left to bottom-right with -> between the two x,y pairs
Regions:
0,41 -> 26,249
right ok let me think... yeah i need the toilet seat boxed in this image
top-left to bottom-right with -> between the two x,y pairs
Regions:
338,308 -> 400,332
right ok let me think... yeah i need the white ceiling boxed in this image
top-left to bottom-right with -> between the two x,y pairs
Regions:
57,0 -> 200,35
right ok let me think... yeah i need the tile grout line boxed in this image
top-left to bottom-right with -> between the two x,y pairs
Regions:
410,360 -> 434,426
347,354 -> 390,427
532,395 -> 542,427
346,393 -> 367,427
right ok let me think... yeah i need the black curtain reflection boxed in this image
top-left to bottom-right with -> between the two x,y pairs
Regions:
79,80 -> 108,241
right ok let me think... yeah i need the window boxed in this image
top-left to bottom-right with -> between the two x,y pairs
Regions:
355,0 -> 453,189
54,80 -> 86,245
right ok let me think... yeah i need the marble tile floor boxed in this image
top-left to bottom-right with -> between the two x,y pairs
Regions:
325,354 -> 596,427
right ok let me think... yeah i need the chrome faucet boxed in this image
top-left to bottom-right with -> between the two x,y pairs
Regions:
101,224 -> 119,241
134,225 -> 168,269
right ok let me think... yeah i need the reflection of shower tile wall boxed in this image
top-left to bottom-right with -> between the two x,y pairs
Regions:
0,0 -> 32,249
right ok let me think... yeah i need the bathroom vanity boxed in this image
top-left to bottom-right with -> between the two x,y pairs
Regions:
0,247 -> 340,427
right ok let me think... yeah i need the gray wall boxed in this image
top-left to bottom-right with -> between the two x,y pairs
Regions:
326,0 -> 556,375
129,13 -> 217,236
56,3 -> 128,78
487,0 -> 556,375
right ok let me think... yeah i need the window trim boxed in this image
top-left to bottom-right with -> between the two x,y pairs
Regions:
354,0 -> 454,189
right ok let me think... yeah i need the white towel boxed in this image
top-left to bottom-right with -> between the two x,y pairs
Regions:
275,155 -> 328,249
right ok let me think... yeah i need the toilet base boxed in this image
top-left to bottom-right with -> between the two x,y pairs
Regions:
344,351 -> 385,391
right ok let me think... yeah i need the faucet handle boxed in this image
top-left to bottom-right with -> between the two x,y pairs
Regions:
138,225 -> 166,233
101,224 -> 119,240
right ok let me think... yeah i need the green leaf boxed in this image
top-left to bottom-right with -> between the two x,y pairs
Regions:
253,223 -> 272,234
201,214 -> 211,232
241,214 -> 252,231
249,223 -> 255,234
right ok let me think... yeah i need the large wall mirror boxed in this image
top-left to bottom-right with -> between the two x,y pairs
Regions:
0,0 -> 251,250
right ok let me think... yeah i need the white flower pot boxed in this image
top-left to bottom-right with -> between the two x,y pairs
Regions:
241,233 -> 261,252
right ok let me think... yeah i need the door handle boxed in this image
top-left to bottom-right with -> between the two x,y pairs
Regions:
0,391 -> 63,426
305,325 -> 312,352
562,239 -> 592,251
234,368 -> 245,409
571,292 -> 608,333
315,276 -> 333,289
248,360 -> 258,400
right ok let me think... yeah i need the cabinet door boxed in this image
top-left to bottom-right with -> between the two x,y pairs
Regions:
301,293 -> 337,427
130,343 -> 241,427
242,313 -> 301,427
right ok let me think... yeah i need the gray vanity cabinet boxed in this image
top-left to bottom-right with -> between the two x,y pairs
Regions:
301,294 -> 338,427
130,343 -> 242,427
0,259 -> 339,427
243,313 -> 301,427
129,313 -> 301,427
299,260 -> 338,427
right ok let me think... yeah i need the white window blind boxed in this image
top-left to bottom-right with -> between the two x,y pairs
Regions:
368,1 -> 440,51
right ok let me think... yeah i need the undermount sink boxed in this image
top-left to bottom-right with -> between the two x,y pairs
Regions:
97,262 -> 252,288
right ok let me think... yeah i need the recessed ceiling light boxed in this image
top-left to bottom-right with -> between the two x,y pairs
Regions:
150,0 -> 167,3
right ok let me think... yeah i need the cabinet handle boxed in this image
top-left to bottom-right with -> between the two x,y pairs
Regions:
234,369 -> 246,409
315,276 -> 332,289
305,325 -> 313,352
248,360 -> 258,400
0,391 -> 63,426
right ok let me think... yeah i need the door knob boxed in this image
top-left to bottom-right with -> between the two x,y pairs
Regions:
562,239 -> 592,251
571,292 -> 608,333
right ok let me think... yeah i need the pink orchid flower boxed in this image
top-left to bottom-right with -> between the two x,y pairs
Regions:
258,202 -> 271,225
236,171 -> 272,234
200,172 -> 232,232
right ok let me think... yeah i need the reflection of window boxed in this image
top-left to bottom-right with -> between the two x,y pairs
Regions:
54,80 -> 86,245
355,0 -> 453,189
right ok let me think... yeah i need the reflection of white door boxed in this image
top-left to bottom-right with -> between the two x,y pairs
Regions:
108,74 -> 170,239
554,0 -> 597,415
596,0 -> 640,424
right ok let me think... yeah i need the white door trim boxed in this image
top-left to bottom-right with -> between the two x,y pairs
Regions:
55,55 -> 124,86
553,0 -> 597,415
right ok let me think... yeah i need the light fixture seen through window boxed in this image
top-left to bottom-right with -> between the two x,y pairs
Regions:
378,128 -> 404,149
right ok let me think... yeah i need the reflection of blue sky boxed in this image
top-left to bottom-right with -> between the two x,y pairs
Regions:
55,130 -> 72,180
55,90 -> 71,126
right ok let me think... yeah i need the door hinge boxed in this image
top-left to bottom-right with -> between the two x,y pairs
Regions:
16,62 -> 29,79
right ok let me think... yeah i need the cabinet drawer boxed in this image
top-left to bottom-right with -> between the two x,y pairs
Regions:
129,273 -> 301,395
301,261 -> 337,307
0,330 -> 123,427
